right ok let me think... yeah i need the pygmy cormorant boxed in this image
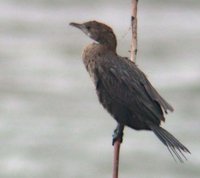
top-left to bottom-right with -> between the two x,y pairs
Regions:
70,20 -> 190,162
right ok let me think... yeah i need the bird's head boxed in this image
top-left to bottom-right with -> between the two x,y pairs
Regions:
70,20 -> 117,51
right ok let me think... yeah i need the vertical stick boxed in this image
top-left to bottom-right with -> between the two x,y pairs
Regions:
113,141 -> 121,178
112,1 -> 138,178
131,0 -> 138,62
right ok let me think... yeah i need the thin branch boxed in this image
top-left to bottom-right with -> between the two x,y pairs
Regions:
112,1 -> 138,178
131,0 -> 138,62
112,140 -> 121,178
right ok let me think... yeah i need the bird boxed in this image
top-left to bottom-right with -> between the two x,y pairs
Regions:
69,20 -> 190,162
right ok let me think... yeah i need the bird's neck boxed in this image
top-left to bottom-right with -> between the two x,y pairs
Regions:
82,43 -> 116,72
97,32 -> 117,52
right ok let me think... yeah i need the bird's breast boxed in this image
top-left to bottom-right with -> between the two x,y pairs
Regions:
81,44 -> 103,85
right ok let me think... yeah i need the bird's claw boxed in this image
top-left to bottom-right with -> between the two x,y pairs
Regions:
112,127 -> 124,145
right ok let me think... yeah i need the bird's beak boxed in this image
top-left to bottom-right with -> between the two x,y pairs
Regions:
69,22 -> 85,30
69,22 -> 91,39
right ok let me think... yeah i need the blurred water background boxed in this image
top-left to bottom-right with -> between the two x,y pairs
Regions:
0,0 -> 200,177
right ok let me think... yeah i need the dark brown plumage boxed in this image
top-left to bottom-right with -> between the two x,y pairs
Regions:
70,20 -> 190,162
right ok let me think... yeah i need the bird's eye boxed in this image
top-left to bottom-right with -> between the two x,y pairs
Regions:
86,25 -> 91,30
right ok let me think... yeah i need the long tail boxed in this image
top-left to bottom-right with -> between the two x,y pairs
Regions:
149,125 -> 191,162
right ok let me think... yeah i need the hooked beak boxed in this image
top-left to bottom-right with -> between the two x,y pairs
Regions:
69,22 -> 85,30
69,22 -> 92,39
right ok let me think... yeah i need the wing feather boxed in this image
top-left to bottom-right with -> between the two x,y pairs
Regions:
95,53 -> 169,125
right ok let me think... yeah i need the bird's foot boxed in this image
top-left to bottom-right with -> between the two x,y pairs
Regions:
112,124 -> 124,145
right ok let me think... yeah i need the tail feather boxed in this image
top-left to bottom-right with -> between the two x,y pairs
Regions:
149,125 -> 190,162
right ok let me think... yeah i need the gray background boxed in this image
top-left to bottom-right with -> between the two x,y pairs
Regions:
0,0 -> 200,177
